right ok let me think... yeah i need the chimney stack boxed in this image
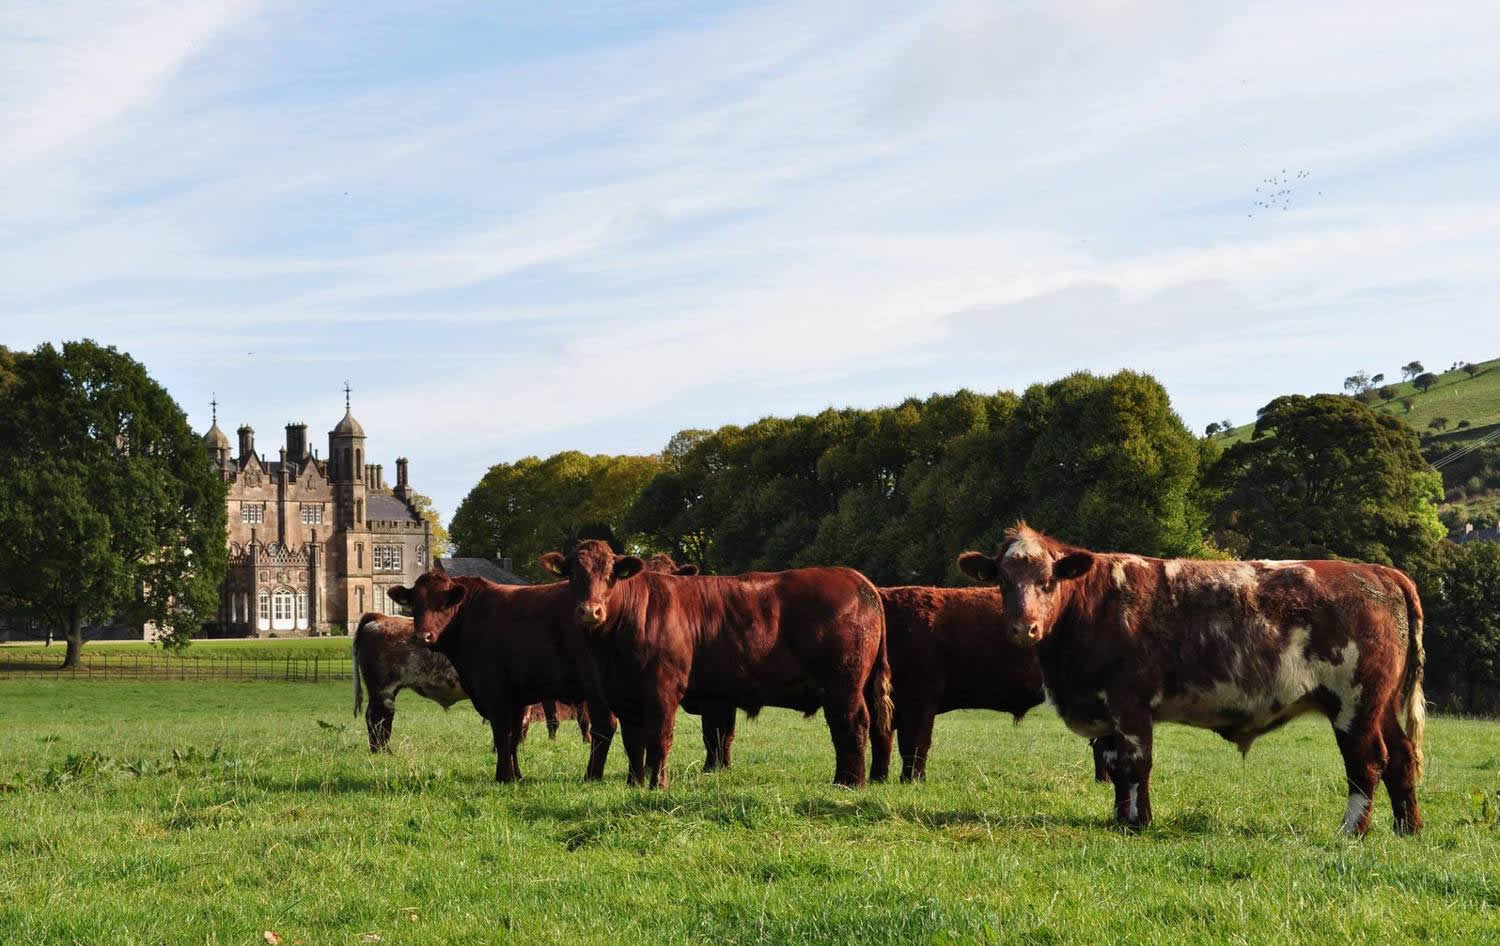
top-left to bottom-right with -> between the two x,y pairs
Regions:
285,422 -> 308,460
237,425 -> 255,464
395,457 -> 409,498
375,464 -> 384,490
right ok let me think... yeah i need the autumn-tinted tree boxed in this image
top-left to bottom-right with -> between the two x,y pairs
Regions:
0,341 -> 227,666
449,451 -> 662,581
1208,393 -> 1444,570
1413,372 -> 1439,393
404,491 -> 452,560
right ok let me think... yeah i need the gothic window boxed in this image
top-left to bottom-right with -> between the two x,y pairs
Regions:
241,504 -> 265,524
374,545 -> 403,572
355,448 -> 361,470
273,590 -> 293,622
301,505 -> 323,524
343,448 -> 351,477
416,544 -> 426,569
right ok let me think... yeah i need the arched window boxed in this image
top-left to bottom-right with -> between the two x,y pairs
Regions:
257,591 -> 270,631
272,589 -> 294,630
343,448 -> 351,478
296,592 -> 308,630
355,448 -> 361,471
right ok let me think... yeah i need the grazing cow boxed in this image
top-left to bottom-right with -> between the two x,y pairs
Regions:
540,540 -> 893,789
386,575 -> 616,783
353,612 -> 590,752
958,524 -> 1426,835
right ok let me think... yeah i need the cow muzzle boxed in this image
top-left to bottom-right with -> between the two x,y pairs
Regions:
422,630 -> 437,645
576,603 -> 606,627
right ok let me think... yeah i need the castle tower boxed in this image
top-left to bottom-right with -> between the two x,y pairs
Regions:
202,396 -> 231,470
328,383 -> 367,530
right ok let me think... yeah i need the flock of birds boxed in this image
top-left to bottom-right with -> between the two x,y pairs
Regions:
1249,169 -> 1320,217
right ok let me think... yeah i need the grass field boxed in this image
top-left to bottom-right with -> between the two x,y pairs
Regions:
3,681 -> 1498,945
0,636 -> 353,660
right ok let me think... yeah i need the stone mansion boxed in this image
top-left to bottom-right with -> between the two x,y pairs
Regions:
201,395 -> 430,635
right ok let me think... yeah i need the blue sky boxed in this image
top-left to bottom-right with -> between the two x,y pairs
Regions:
4,0 -> 1500,522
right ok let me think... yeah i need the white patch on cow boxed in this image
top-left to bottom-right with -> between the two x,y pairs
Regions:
1329,641 -> 1364,732
1126,784 -> 1140,821
1042,684 -> 1056,708
1101,749 -> 1119,766
1005,533 -> 1044,560
1163,560 -> 1182,581
1120,733 -> 1144,756
1341,791 -> 1370,835
1149,691 -> 1163,709
1111,561 -> 1129,590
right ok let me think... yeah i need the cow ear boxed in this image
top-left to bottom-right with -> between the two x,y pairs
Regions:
957,552 -> 1000,582
387,586 -> 412,606
1053,552 -> 1094,581
674,564 -> 700,576
444,584 -> 467,609
613,556 -> 645,580
539,552 -> 569,577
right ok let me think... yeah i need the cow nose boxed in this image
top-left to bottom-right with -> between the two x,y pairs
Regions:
577,603 -> 605,625
423,631 -> 436,645
1026,623 -> 1044,641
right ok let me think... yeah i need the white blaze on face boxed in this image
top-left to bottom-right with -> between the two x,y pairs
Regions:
1341,791 -> 1370,835
1005,533 -> 1044,560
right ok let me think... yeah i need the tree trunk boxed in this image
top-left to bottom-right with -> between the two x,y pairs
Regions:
61,606 -> 83,669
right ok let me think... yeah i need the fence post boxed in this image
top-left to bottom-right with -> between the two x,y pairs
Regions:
314,655 -> 320,683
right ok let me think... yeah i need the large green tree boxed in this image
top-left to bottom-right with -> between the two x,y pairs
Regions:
449,451 -> 662,581
0,341 -> 227,666
1208,393 -> 1444,568
1424,540 -> 1500,712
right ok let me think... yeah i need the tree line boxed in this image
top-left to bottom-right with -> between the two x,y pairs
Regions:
453,370 -> 1497,711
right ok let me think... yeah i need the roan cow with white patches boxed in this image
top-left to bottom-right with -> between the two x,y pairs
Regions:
958,524 -> 1426,835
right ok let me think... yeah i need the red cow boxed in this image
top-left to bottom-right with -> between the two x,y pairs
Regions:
540,540 -> 893,788
353,612 -> 589,752
958,524 -> 1426,835
386,575 -> 616,784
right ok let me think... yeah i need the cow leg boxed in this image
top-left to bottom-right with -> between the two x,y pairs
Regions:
576,703 -> 593,744
491,713 -> 520,784
1109,714 -> 1154,830
701,702 -> 737,772
644,701 -> 678,790
1380,706 -> 1422,835
543,700 -> 561,740
824,685 -> 870,788
583,705 -> 615,781
1090,735 -> 1115,783
507,703 -> 528,782
868,702 -> 894,783
896,706 -> 935,782
1334,711 -> 1388,836
365,689 -> 396,753
619,722 -> 648,787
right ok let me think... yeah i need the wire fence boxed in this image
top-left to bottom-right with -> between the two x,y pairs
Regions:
0,652 -> 354,683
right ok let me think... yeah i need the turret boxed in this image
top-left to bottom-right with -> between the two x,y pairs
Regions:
237,424 -> 255,466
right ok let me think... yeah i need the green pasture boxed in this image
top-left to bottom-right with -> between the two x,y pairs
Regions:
0,636 -> 353,661
2,680 -> 1497,945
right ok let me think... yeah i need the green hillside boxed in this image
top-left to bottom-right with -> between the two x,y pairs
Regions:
1211,356 -> 1500,530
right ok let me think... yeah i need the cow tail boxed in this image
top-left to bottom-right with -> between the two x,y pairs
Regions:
352,618 -> 366,718
865,603 -> 894,748
1395,570 -> 1426,782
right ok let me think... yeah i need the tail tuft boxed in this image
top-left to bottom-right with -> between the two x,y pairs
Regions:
1393,569 -> 1426,782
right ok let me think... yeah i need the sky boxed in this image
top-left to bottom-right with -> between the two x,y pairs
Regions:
4,0 -> 1500,522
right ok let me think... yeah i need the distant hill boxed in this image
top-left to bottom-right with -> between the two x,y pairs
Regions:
1209,356 -> 1500,531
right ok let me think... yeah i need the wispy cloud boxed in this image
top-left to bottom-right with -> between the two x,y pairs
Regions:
4,0 -> 1500,518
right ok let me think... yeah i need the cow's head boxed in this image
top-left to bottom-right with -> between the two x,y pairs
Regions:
539,539 -> 645,629
646,552 -> 699,576
387,570 -> 468,646
957,523 -> 1094,645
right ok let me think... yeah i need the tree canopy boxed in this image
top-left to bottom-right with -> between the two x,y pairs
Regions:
449,451 -> 663,581
0,341 -> 227,665
1208,393 -> 1445,569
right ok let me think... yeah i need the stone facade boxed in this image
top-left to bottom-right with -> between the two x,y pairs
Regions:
202,397 -> 430,635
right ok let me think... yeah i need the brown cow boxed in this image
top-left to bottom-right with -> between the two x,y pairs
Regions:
540,540 -> 893,788
958,524 -> 1426,835
386,575 -> 616,783
353,612 -> 590,752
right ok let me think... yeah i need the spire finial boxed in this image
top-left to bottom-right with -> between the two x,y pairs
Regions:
210,394 -> 218,425
343,381 -> 351,412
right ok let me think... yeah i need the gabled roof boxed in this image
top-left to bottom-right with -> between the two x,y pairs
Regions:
368,494 -> 420,523
435,557 -> 529,585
